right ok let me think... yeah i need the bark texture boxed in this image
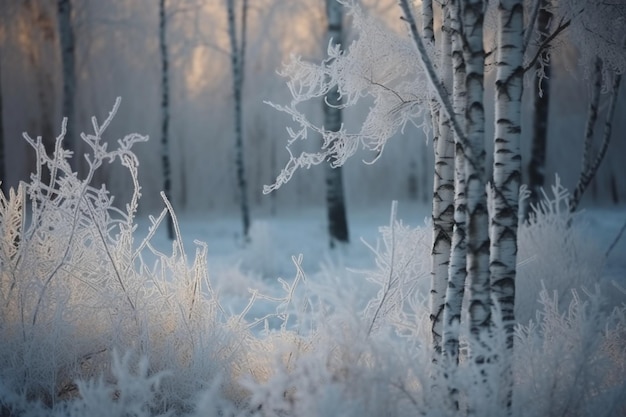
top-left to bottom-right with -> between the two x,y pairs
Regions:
443,0 -> 467,365
492,3 -> 524,412
430,6 -> 454,354
460,0 -> 490,363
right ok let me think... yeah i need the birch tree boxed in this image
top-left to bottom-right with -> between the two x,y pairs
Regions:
442,0 -> 467,366
429,4 -> 455,356
226,0 -> 251,241
159,0 -> 174,240
57,0 -> 76,169
491,0 -> 524,411
457,0 -> 491,366
324,0 -> 349,248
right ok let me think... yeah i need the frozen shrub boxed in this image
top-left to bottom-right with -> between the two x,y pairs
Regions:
517,177 -> 604,324
0,100 -> 244,415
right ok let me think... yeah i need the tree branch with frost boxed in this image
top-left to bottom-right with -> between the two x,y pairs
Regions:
398,0 -> 468,150
264,3 -> 432,192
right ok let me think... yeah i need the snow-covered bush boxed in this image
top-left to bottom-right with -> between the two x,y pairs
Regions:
0,100 -> 624,416
517,177 -> 604,323
0,100 -> 245,415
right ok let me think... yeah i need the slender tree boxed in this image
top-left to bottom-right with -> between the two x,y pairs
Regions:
159,0 -> 174,240
442,0 -> 467,365
323,0 -> 349,248
491,0 -> 524,412
226,0 -> 251,241
429,4 -> 455,355
526,1 -> 552,215
458,0 -> 491,367
570,58 -> 623,213
57,0 -> 76,168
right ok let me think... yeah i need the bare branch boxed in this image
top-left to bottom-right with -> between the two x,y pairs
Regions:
398,0 -> 469,150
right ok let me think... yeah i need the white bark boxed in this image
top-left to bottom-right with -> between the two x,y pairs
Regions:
443,0 -> 467,366
460,0 -> 491,364
491,0 -> 523,349
429,4 -> 455,355
491,1 -> 523,411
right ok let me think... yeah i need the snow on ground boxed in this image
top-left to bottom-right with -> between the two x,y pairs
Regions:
140,201 -> 626,321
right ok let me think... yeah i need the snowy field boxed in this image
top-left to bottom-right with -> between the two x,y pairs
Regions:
144,201 -> 626,321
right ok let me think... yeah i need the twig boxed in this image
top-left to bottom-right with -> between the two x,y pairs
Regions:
606,218 -> 626,258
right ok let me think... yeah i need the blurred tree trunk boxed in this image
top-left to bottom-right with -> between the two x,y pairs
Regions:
57,0 -> 76,170
159,0 -> 174,239
526,2 -> 552,216
226,0 -> 251,241
570,58 -> 622,212
324,0 -> 349,248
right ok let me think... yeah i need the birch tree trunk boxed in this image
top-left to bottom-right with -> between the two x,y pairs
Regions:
227,0 -> 251,241
324,0 -> 349,248
492,0 -> 523,350
460,1 -> 490,364
430,4 -> 454,355
526,2 -> 552,215
159,0 -> 174,240
57,0 -> 76,169
443,0 -> 468,365
491,1 -> 523,411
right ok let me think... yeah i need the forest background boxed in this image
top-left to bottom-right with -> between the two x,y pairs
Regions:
2,0 -> 625,217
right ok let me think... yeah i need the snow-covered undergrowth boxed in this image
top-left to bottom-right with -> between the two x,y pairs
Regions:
1,105 -> 625,416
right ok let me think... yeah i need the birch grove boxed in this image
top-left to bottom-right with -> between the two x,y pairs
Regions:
265,0 -> 626,413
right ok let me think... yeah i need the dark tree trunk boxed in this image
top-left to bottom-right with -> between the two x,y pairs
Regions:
57,0 -> 76,169
324,0 -> 349,248
227,0 -> 251,241
527,2 -> 552,216
159,0 -> 174,239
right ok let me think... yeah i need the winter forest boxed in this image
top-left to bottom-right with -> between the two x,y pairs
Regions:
1,0 -> 626,416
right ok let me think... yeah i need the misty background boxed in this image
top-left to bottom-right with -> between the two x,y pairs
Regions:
1,0 -> 624,217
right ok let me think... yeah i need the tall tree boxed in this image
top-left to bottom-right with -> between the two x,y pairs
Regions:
159,0 -> 174,240
442,0 -> 467,366
323,0 -> 349,248
57,0 -> 76,168
491,0 -> 524,411
526,1 -> 552,215
429,4 -> 455,355
226,0 -> 251,241
458,0 -> 491,369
